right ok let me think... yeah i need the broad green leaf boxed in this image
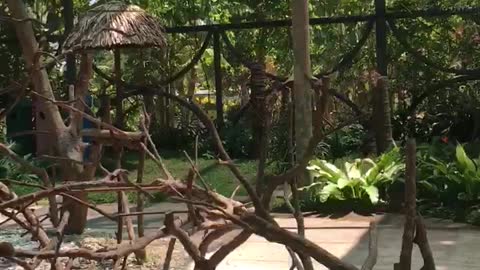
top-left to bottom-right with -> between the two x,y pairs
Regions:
320,183 -> 344,202
456,144 -> 476,173
345,160 -> 362,180
297,182 -> 324,191
337,178 -> 350,189
365,186 -> 379,204
316,160 -> 345,183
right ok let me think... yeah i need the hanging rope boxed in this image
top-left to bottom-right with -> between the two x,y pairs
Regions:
221,19 -> 374,81
160,31 -> 213,85
316,19 -> 374,77
220,31 -> 284,81
388,19 -> 480,76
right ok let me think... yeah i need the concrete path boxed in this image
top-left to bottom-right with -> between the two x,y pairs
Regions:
3,203 -> 480,269
203,214 -> 480,270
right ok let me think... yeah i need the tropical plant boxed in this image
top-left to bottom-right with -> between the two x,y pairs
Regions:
418,144 -> 480,205
303,147 -> 404,205
0,143 -> 38,182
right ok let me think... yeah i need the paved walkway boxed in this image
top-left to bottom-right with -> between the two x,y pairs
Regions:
3,203 -> 480,269
201,214 -> 480,270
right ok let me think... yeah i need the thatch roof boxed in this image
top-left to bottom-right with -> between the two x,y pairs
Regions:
63,2 -> 167,52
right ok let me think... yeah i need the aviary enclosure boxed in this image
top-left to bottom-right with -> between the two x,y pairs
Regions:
0,0 -> 479,269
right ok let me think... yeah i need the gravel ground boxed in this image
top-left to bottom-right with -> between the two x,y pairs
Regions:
0,230 -> 191,270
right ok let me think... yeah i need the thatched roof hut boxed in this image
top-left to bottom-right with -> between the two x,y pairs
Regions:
63,1 -> 167,52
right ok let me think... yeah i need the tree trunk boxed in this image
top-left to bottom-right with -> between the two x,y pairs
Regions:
290,0 -> 313,186
6,0 -> 66,227
7,0 -> 94,234
290,1 -> 314,269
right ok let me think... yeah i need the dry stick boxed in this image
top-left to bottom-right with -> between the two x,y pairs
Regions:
59,192 -> 116,221
290,177 -> 313,270
139,143 -> 172,181
15,217 -> 192,261
185,165 -> 200,228
115,210 -> 188,218
208,229 -> 252,267
184,150 -> 211,191
139,109 -> 173,180
119,179 -> 144,261
282,183 -> 305,270
162,238 -> 177,270
1,179 -> 46,190
398,139 -> 417,270
360,221 -> 378,270
287,247 -> 305,270
0,171 -> 127,209
120,254 -> 129,270
0,144 -> 59,227
53,211 -> 70,267
413,215 -> 436,270
64,259 -> 74,270
136,137 -> 147,262
164,213 -> 202,262
230,185 -> 241,199
0,209 -> 30,231
5,257 -> 33,270
199,225 -> 238,256
121,174 -> 154,200
116,147 -> 125,245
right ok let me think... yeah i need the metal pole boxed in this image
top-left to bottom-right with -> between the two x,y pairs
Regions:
62,0 -> 76,88
213,30 -> 224,131
375,0 -> 388,76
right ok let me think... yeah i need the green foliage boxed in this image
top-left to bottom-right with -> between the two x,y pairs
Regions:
325,124 -> 364,159
418,143 -> 480,205
303,147 -> 404,205
0,148 -> 39,183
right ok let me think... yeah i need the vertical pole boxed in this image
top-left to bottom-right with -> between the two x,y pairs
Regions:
398,139 -> 416,270
375,0 -> 387,76
116,146 -> 124,244
213,30 -> 224,131
136,137 -> 147,261
114,49 -> 124,129
374,0 -> 393,154
291,0 -> 313,187
62,0 -> 75,90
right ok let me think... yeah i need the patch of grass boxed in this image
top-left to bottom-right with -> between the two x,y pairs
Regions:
10,151 -> 257,205
124,150 -> 257,197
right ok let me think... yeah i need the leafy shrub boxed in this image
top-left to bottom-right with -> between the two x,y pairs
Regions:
324,124 -> 364,159
418,144 -> 480,206
303,147 -> 404,205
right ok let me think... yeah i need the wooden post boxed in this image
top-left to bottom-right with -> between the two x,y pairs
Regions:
116,145 -> 124,244
213,30 -> 224,131
136,137 -> 147,262
62,0 -> 75,92
398,139 -> 416,270
114,49 -> 124,129
374,0 -> 394,154
375,0 -> 388,76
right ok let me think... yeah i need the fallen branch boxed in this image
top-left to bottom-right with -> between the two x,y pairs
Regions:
162,238 -> 177,270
